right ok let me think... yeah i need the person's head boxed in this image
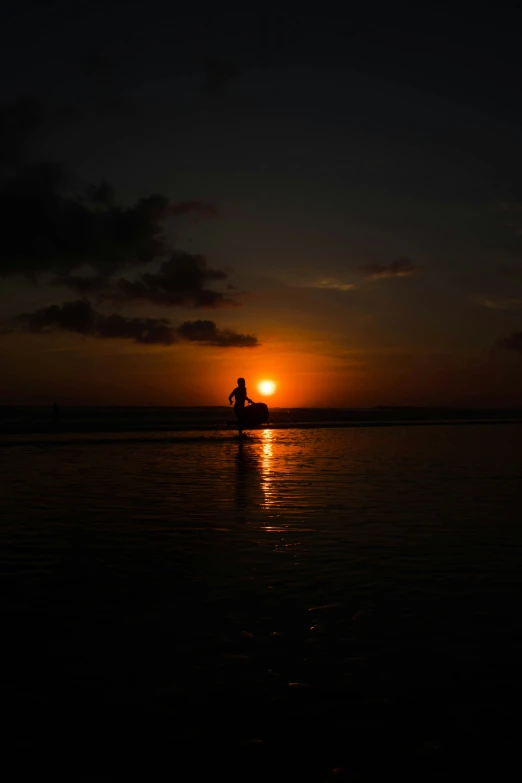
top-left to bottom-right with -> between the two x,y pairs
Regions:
237,377 -> 246,387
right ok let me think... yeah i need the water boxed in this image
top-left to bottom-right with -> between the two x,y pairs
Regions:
1,424 -> 522,780
2,404 -> 522,435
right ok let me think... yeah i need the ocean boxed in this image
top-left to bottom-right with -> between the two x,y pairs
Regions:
1,411 -> 522,780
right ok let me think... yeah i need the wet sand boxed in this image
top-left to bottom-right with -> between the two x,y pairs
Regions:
1,425 -> 522,780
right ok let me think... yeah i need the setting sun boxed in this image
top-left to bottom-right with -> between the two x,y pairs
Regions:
258,379 -> 276,396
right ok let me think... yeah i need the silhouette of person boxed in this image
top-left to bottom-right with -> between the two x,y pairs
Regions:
228,377 -> 254,439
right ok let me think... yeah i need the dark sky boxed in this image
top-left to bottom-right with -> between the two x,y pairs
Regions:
2,3 -> 522,406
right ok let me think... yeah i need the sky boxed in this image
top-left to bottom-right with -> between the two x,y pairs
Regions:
2,3 -> 522,407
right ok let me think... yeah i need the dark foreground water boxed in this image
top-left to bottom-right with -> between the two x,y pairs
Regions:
1,424 -> 522,780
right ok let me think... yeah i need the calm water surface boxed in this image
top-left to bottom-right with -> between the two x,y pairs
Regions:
1,425 -> 522,780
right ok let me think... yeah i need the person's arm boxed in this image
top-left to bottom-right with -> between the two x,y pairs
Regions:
228,388 -> 236,405
246,391 -> 254,404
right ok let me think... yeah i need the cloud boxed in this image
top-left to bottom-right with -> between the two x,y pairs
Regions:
55,253 -> 237,308
357,258 -> 420,279
0,162 -> 172,277
0,167 -> 224,279
0,97 -> 220,279
14,300 -> 178,345
305,278 -> 356,291
476,296 -> 522,310
11,300 -> 259,348
15,300 -> 95,335
95,313 -> 178,345
0,96 -> 256,348
177,319 -> 258,347
497,331 -> 522,354
107,254 -> 236,308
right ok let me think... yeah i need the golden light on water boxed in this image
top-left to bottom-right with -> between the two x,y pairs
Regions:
261,428 -> 275,509
258,379 -> 276,396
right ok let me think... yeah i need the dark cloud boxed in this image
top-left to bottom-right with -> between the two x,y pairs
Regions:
12,301 -> 259,348
178,319 -> 259,347
1,97 -> 253,348
0,181 -> 218,283
0,99 -> 221,279
107,254 -> 236,308
0,161 -> 172,277
95,313 -> 178,345
357,258 -> 420,279
15,299 -> 95,335
497,331 -> 522,354
55,253 -> 237,308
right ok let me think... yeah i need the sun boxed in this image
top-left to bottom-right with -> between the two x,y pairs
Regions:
257,379 -> 276,396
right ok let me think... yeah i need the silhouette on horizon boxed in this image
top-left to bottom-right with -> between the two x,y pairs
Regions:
228,377 -> 254,439
228,378 -> 270,438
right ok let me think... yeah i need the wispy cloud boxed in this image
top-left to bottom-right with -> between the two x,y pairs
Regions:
357,258 -> 420,280
304,278 -> 356,291
476,296 -> 522,310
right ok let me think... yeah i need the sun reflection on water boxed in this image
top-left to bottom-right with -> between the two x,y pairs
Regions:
261,428 -> 275,510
